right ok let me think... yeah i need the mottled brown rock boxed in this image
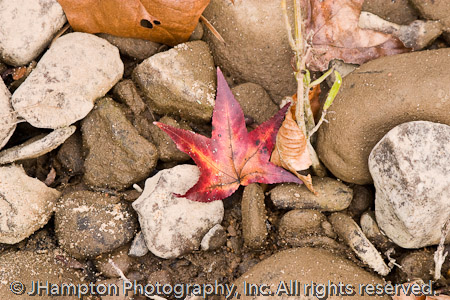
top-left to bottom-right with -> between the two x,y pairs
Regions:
55,191 -> 138,259
270,177 -> 353,211
410,0 -> 450,30
278,209 -> 326,241
82,97 -> 158,190
98,33 -> 161,60
317,49 -> 450,184
362,0 -> 418,25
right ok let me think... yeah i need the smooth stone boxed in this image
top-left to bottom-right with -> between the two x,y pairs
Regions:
95,245 -> 133,278
278,209 -> 327,241
241,183 -> 267,249
360,211 -> 392,251
132,165 -> 224,259
233,247 -> 389,300
0,0 -> 66,66
203,0 -> 296,103
398,250 -> 435,282
362,0 -> 418,24
56,131 -> 84,174
148,116 -> 191,163
133,41 -> 216,122
346,185 -> 374,218
0,250 -> 83,300
0,165 -> 60,244
231,83 -> 278,125
317,49 -> 450,184
55,191 -> 138,259
200,224 -> 227,251
98,33 -> 161,60
369,121 -> 450,248
0,79 -> 15,150
329,213 -> 390,276
12,32 -> 123,129
270,177 -> 353,211
82,97 -> 158,190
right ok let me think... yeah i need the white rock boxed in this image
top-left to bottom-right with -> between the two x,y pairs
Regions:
0,164 -> 61,244
369,121 -> 450,248
12,32 -> 124,129
0,0 -> 66,66
0,126 -> 75,164
132,165 -> 224,259
0,79 -> 15,150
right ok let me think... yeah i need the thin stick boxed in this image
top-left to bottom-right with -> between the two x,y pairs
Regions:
434,219 -> 450,280
200,15 -> 226,44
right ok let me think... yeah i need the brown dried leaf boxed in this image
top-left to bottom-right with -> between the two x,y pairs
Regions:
271,102 -> 315,194
302,0 -> 410,71
57,0 -> 210,46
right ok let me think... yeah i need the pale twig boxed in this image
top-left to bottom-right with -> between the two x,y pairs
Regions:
200,15 -> 226,44
108,259 -> 131,285
434,219 -> 450,280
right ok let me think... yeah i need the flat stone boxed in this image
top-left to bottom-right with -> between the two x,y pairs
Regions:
0,165 -> 60,244
0,79 -> 15,150
362,0 -> 418,24
133,41 -> 215,122
82,97 -> 158,190
317,49 -> 450,184
12,32 -> 123,129
55,190 -> 138,259
233,247 -> 390,300
369,121 -> 450,248
98,33 -> 161,60
410,0 -> 450,31
132,165 -> 224,259
0,250 -> 83,300
278,209 -> 327,241
241,183 -> 267,249
270,177 -> 353,211
112,80 -> 147,115
0,0 -> 66,66
200,224 -> 226,251
231,83 -> 278,125
95,245 -> 133,278
203,0 -> 296,103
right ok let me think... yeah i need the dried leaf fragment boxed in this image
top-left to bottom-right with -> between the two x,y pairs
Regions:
57,0 -> 210,46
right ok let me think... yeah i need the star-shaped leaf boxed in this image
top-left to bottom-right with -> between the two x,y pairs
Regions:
155,69 -> 302,202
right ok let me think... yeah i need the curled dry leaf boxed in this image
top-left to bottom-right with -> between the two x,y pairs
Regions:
57,0 -> 210,46
302,0 -> 410,71
271,96 -> 315,194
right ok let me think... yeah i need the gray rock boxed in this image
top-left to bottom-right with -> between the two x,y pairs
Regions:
149,116 -> 191,163
0,250 -> 83,300
270,177 -> 353,211
12,32 -> 123,129
132,165 -> 224,259
231,83 -> 278,125
203,0 -> 296,103
0,165 -> 60,244
98,33 -> 161,60
0,0 -> 66,66
55,190 -> 138,259
233,247 -> 390,300
241,183 -> 267,249
128,231 -> 149,257
200,224 -> 226,251
112,80 -> 147,115
329,212 -> 390,276
0,79 -> 15,150
133,41 -> 216,122
362,0 -> 418,24
0,126 -> 75,165
317,49 -> 450,184
82,97 -> 158,190
278,209 -> 327,243
369,121 -> 450,248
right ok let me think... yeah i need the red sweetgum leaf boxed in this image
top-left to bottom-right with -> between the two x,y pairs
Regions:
155,68 -> 302,202
57,0 -> 210,46
303,0 -> 410,71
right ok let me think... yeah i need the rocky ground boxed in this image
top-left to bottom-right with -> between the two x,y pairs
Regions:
0,0 -> 450,300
